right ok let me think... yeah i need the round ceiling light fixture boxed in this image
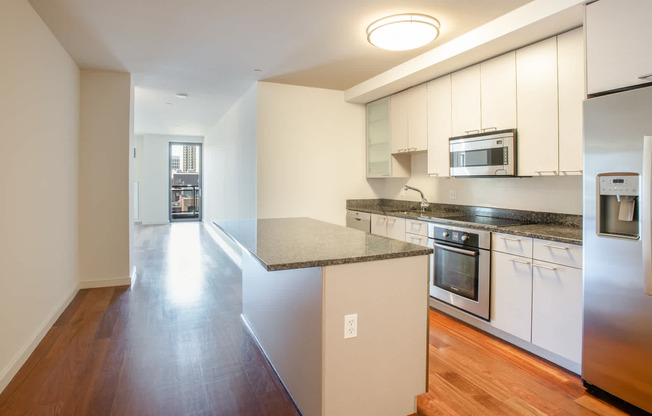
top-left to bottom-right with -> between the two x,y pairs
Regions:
367,13 -> 440,51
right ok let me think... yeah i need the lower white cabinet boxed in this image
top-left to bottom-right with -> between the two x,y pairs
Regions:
531,260 -> 583,364
491,251 -> 533,342
405,219 -> 429,246
491,233 -> 583,365
371,214 -> 406,240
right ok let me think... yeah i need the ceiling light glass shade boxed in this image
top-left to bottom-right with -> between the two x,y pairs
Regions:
367,14 -> 440,51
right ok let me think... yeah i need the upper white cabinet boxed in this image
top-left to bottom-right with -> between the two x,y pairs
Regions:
516,37 -> 559,176
481,52 -> 517,133
586,0 -> 652,94
557,28 -> 584,175
451,65 -> 482,136
426,75 -> 452,177
390,84 -> 428,153
450,53 -> 517,138
366,98 -> 409,178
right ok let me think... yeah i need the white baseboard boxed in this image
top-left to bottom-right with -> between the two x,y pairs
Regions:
79,276 -> 132,289
203,220 -> 242,268
0,286 -> 79,394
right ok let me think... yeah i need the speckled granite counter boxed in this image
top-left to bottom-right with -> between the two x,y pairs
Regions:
347,199 -> 583,246
214,217 -> 432,271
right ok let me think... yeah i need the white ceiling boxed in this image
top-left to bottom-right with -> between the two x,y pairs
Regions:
28,0 -> 533,136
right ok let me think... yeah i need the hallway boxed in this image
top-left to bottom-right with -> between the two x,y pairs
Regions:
0,223 -> 299,415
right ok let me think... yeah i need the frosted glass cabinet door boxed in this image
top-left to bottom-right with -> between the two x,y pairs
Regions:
366,98 -> 391,177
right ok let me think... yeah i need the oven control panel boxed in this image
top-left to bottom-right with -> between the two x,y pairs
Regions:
433,227 -> 479,247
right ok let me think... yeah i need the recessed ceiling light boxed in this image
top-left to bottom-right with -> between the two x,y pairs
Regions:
367,13 -> 440,51
175,93 -> 188,98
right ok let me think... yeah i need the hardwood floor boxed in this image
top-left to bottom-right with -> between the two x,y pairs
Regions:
417,310 -> 636,416
0,222 -> 638,416
0,223 -> 300,416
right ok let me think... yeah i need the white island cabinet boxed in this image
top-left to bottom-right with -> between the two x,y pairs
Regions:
217,218 -> 430,416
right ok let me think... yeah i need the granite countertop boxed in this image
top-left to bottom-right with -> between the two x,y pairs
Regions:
347,199 -> 582,246
214,217 -> 432,271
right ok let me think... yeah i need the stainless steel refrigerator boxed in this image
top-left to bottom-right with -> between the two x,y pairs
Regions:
583,85 -> 652,413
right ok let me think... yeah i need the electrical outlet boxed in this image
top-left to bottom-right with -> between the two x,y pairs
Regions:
344,313 -> 357,339
449,189 -> 458,200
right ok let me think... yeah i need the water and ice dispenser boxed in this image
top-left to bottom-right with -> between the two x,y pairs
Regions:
597,173 -> 640,239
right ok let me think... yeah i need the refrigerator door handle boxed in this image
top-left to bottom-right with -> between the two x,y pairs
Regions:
642,136 -> 652,296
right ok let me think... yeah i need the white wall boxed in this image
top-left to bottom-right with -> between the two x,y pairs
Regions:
0,0 -> 80,393
203,84 -> 258,224
78,70 -> 133,288
257,82 -> 378,226
138,134 -> 203,225
380,152 -> 583,214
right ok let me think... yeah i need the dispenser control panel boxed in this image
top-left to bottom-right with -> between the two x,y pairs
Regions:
599,176 -> 639,196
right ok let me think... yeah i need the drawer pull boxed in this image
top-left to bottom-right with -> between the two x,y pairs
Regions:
536,170 -> 558,175
465,129 -> 480,135
501,237 -> 522,242
638,73 -> 652,80
509,258 -> 531,265
544,244 -> 569,251
533,264 -> 557,271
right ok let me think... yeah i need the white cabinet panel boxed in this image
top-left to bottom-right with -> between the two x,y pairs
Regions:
492,233 -> 533,257
558,28 -> 584,175
481,52 -> 517,132
408,84 -> 428,152
371,214 -> 406,241
371,214 -> 387,236
532,260 -> 583,364
533,239 -> 582,269
491,251 -> 532,341
451,65 -> 481,137
386,216 -> 406,240
586,0 -> 652,94
426,75 -> 452,177
367,98 -> 410,178
406,219 -> 428,236
390,90 -> 409,154
390,85 -> 428,154
405,234 -> 429,247
517,37 -> 559,176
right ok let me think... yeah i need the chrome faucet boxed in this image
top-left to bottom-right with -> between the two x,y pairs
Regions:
403,185 -> 430,210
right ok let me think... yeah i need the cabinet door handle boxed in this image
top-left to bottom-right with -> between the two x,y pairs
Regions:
536,170 -> 558,175
428,173 -> 439,177
408,147 -> 417,151
481,127 -> 497,132
464,129 -> 480,135
544,244 -> 569,250
501,236 -> 522,242
509,258 -> 531,265
533,264 -> 557,271
560,170 -> 583,175
638,73 -> 652,80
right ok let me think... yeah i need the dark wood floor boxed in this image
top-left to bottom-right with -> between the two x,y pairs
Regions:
0,223 -> 632,416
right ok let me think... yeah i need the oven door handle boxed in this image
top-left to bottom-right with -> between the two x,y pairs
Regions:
434,243 -> 478,257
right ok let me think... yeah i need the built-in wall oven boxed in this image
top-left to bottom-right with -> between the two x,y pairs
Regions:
428,223 -> 491,320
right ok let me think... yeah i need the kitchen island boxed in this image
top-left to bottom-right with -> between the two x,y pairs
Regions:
214,217 -> 432,416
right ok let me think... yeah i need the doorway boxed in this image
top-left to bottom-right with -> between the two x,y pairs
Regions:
169,143 -> 202,222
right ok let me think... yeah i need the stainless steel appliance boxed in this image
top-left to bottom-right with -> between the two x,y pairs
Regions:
428,223 -> 491,320
449,129 -> 516,177
583,85 -> 652,413
346,210 -> 371,233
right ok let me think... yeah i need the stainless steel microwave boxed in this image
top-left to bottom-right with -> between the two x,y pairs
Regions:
449,129 -> 516,177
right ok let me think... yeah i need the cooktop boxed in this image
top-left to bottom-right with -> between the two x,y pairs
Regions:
444,215 -> 528,227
